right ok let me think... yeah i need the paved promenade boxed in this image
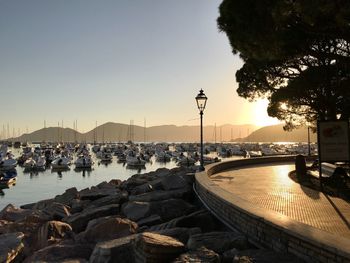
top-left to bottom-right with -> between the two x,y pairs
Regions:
210,162 -> 350,239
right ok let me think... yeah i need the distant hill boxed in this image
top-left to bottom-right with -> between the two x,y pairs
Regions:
18,127 -> 83,143
240,124 -> 317,142
10,122 -> 258,143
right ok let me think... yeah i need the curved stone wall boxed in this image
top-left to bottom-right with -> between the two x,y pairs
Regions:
195,156 -> 350,263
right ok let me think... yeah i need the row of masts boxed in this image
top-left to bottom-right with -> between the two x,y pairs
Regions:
1,120 -> 252,143
212,123 -> 250,143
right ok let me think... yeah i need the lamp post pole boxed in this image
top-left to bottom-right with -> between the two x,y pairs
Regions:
307,126 -> 311,156
195,89 -> 207,172
200,110 -> 204,171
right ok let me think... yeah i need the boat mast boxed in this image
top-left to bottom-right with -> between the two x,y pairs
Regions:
94,121 -> 97,144
144,118 -> 146,143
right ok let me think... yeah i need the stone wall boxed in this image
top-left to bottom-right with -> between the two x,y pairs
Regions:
195,156 -> 350,263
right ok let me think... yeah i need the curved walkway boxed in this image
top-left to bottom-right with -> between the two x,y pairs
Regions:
211,162 -> 350,238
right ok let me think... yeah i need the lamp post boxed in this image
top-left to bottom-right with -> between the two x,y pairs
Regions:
195,89 -> 208,171
307,125 -> 311,156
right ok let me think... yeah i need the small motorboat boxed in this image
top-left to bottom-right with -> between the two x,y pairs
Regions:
0,170 -> 17,186
126,155 -> 146,167
177,155 -> 196,166
75,155 -> 93,169
100,153 -> 113,163
51,156 -> 70,170
0,153 -> 17,171
23,155 -> 46,171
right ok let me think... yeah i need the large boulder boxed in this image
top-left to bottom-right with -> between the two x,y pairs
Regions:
150,209 -> 219,232
187,231 -> 249,253
122,201 -> 152,222
79,216 -> 138,243
136,214 -> 162,227
150,199 -> 196,222
173,247 -> 220,263
122,199 -> 195,223
160,174 -> 191,191
152,227 -> 201,244
233,249 -> 303,263
89,234 -> 138,263
42,202 -> 71,220
0,232 -> 24,262
0,214 -> 48,238
120,178 -> 150,193
133,232 -> 185,262
128,188 -> 191,202
32,198 -> 55,210
0,204 -> 32,222
79,186 -> 120,201
71,199 -> 91,214
32,220 -> 73,251
24,243 -> 93,262
87,191 -> 128,208
63,204 -> 119,233
54,187 -> 79,206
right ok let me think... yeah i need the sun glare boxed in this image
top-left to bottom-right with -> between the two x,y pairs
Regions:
253,99 -> 281,127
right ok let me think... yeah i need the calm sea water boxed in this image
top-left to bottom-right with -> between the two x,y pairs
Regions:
0,148 -> 179,209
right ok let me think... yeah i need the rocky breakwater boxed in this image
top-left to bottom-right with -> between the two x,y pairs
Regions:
0,167 -> 301,262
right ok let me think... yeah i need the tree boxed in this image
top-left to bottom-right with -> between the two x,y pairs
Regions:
217,0 -> 350,129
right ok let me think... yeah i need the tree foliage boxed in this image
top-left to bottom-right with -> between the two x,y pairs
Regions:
218,0 -> 350,129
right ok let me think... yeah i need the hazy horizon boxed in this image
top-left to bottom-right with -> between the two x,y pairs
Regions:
0,0 -> 281,135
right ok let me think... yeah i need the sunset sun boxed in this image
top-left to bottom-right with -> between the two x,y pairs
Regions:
253,99 -> 281,127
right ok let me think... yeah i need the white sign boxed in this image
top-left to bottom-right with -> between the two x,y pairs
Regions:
318,121 -> 350,162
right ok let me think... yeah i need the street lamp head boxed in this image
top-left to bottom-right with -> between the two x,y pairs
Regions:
195,89 -> 208,112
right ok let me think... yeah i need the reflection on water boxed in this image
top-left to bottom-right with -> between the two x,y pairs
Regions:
0,152 -> 179,209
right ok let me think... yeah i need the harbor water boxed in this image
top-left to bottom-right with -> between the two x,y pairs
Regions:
0,147 -> 179,209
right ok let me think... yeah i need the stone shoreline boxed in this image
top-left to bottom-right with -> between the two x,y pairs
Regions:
0,167 -> 301,262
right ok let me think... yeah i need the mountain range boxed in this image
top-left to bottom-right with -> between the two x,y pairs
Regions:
11,122 -> 257,143
7,122 -> 317,143
240,124 -> 317,142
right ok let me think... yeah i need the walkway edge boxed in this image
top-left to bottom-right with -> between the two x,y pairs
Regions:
195,156 -> 350,263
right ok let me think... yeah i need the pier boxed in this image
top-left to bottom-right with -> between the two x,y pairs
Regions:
195,156 -> 350,262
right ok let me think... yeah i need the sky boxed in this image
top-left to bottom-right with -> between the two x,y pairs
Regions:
0,0 -> 280,136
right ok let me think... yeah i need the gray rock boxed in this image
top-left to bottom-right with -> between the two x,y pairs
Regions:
222,248 -> 240,263
54,187 -> 78,206
122,199 -> 195,223
79,216 -> 137,243
71,199 -> 91,214
187,231 -> 249,253
133,232 -> 185,262
24,243 -> 93,262
96,181 -> 118,190
173,247 -> 220,263
0,204 -> 32,222
32,220 -> 73,251
0,232 -> 24,263
150,209 -> 218,232
79,186 -> 119,201
121,177 -> 150,192
122,201 -> 151,222
128,177 -> 165,195
108,179 -> 122,186
136,214 -> 162,228
150,198 -> 196,222
129,188 -> 191,202
32,198 -> 55,210
233,249 -> 303,263
87,191 -> 128,208
161,174 -> 190,190
42,202 -> 71,220
89,234 -> 138,263
152,227 -> 201,244
63,204 -> 119,233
